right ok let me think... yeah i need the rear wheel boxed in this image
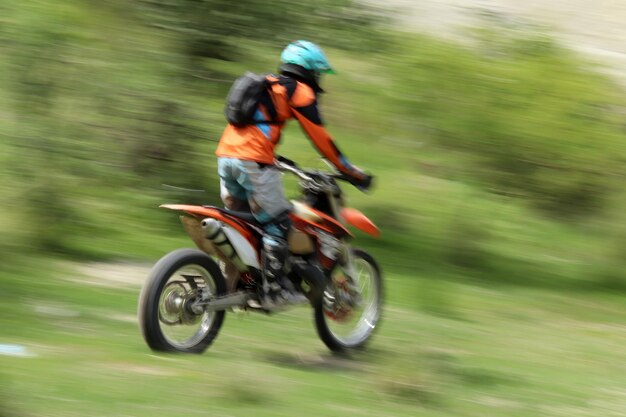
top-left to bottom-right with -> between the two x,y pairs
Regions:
314,248 -> 383,353
138,248 -> 226,353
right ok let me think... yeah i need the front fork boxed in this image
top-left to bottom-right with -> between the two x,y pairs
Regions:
339,243 -> 357,281
328,244 -> 362,308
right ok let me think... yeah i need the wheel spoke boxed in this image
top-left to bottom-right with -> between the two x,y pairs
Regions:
158,264 -> 217,349
181,274 -> 200,290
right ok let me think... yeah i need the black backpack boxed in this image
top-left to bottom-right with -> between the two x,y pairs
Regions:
224,72 -> 278,127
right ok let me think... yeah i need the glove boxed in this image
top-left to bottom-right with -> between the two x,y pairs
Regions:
348,171 -> 374,191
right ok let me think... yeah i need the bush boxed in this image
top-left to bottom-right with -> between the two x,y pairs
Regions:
390,27 -> 626,218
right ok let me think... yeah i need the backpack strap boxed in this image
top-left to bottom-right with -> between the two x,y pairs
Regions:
261,76 -> 281,125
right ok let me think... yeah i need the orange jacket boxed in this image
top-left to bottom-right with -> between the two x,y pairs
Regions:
216,75 -> 364,181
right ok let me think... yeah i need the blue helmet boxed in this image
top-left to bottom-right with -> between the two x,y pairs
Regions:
280,40 -> 335,75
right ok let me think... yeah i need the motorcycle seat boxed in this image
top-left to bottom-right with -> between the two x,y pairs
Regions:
203,206 -> 261,226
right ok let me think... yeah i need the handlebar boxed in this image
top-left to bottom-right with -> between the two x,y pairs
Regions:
274,158 -> 315,182
274,156 -> 351,194
275,155 -> 373,193
275,156 -> 350,182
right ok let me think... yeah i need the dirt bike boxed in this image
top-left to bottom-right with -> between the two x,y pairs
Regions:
138,157 -> 383,353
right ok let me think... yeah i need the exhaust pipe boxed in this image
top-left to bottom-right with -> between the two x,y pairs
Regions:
201,218 -> 246,270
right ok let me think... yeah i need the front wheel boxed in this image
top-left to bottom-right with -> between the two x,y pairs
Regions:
138,248 -> 226,353
314,248 -> 383,353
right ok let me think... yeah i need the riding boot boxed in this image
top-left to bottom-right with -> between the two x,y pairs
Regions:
261,237 -> 306,306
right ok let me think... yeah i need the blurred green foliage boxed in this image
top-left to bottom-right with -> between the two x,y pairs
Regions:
134,0 -> 387,62
1,0 -> 386,256
389,26 -> 625,217
1,0 -> 625,290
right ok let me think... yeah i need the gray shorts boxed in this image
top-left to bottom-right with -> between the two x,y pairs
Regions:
217,157 -> 292,224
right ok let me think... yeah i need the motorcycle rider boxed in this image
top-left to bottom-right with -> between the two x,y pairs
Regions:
215,40 -> 373,306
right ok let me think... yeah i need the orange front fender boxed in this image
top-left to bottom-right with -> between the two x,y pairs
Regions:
340,208 -> 380,238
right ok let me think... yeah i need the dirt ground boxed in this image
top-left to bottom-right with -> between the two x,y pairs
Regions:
369,0 -> 626,84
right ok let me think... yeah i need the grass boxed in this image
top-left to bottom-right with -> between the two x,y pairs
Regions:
3,260 -> 626,417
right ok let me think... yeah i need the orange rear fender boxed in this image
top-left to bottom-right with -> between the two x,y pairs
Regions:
160,204 -> 257,246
